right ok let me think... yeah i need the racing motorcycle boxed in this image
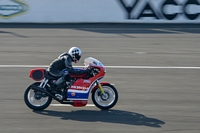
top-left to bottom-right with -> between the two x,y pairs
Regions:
24,57 -> 118,110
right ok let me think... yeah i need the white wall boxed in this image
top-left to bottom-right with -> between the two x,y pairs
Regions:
0,0 -> 199,23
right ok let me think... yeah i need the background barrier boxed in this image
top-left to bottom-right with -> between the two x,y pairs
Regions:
0,0 -> 199,23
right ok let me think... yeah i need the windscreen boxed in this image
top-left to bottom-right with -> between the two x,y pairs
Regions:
84,57 -> 104,68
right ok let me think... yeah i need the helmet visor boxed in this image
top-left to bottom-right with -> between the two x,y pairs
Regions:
75,54 -> 81,61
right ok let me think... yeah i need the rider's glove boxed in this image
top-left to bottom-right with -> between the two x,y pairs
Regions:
84,68 -> 93,79
86,69 -> 92,75
86,67 -> 92,74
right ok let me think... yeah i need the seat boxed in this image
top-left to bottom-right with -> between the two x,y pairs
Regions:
44,70 -> 59,80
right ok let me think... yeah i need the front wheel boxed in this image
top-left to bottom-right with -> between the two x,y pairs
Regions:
24,82 -> 52,111
92,84 -> 118,110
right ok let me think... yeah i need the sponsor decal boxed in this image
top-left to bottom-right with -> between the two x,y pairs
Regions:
0,0 -> 28,19
71,86 -> 88,91
83,80 -> 91,84
118,0 -> 200,20
71,92 -> 75,96
93,61 -> 97,66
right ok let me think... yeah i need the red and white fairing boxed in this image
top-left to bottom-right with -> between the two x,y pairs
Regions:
67,57 -> 106,106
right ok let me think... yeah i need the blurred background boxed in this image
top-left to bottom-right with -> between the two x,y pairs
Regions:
0,0 -> 200,133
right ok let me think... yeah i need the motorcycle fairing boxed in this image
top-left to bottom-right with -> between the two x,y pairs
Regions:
67,77 -> 103,100
67,65 -> 105,100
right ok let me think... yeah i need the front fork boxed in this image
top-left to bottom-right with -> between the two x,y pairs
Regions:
96,80 -> 105,95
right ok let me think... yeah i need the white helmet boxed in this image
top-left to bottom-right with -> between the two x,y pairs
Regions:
68,47 -> 82,63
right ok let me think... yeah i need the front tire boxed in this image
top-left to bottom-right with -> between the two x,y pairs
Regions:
24,82 -> 52,111
92,84 -> 118,110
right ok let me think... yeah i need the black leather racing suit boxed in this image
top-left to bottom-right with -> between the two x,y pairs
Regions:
47,52 -> 88,86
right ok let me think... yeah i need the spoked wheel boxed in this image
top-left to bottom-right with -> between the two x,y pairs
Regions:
24,82 -> 52,110
92,84 -> 118,110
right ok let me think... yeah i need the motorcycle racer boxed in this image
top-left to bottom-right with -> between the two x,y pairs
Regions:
25,56 -> 118,110
47,47 -> 89,94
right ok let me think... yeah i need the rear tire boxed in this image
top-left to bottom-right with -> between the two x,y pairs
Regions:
92,84 -> 118,110
24,82 -> 52,111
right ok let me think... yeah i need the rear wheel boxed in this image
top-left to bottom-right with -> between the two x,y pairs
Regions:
92,84 -> 118,110
24,82 -> 52,110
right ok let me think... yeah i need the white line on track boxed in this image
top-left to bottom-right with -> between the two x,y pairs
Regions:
50,104 -> 95,107
106,66 -> 200,69
0,65 -> 200,69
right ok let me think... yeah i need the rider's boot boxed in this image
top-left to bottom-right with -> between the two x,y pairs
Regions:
50,76 -> 64,94
50,84 -> 58,94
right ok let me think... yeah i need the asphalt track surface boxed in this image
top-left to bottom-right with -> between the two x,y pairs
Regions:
0,23 -> 200,133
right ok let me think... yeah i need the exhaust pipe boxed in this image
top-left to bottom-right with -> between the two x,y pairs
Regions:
31,85 -> 59,99
30,85 -> 73,105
